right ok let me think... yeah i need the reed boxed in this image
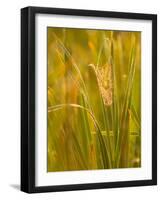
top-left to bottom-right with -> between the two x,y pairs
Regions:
47,28 -> 141,171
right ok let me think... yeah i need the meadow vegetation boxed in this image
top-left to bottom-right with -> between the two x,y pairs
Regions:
47,27 -> 141,171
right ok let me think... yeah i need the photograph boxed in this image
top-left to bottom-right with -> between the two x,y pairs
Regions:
47,27 -> 141,172
21,6 -> 157,193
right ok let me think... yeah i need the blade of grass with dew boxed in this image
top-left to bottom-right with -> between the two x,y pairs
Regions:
79,93 -> 92,163
87,64 -> 113,168
103,31 -> 120,167
116,36 -> 136,168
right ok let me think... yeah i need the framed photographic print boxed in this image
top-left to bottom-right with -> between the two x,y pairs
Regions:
21,6 -> 157,193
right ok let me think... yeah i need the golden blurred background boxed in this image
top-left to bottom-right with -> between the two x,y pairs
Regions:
47,27 -> 141,172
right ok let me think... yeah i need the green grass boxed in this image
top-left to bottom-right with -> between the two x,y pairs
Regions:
47,28 -> 141,172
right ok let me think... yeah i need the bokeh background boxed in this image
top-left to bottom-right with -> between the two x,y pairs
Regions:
47,27 -> 141,172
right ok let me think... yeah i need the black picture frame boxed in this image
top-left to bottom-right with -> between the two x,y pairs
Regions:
21,6 -> 157,193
